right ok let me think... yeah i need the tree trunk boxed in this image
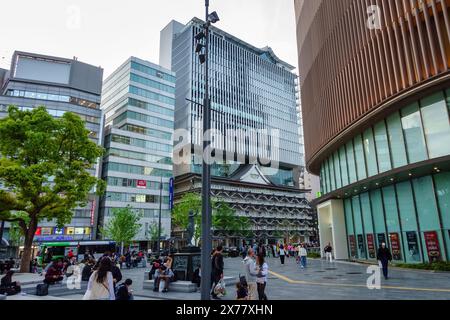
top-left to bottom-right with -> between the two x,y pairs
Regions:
120,242 -> 124,255
19,219 -> 37,273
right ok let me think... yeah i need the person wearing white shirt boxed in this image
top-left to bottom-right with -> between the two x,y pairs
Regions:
298,244 -> 308,269
83,257 -> 115,300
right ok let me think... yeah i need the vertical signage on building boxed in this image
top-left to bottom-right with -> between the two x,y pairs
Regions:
367,234 -> 376,259
90,200 -> 95,226
406,231 -> 420,261
169,177 -> 174,210
348,235 -> 357,257
424,231 -> 441,262
377,233 -> 386,247
389,232 -> 402,261
357,234 -> 366,258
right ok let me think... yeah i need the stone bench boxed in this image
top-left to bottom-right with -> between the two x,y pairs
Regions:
143,276 -> 237,293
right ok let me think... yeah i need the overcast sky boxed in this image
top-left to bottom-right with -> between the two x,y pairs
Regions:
0,0 -> 298,78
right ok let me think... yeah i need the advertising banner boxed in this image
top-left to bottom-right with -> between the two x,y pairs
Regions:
424,231 -> 441,262
367,234 -> 376,258
406,231 -> 420,261
169,177 -> 174,210
389,232 -> 402,261
90,200 -> 95,226
349,235 -> 357,257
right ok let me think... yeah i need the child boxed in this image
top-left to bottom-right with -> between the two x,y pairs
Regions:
236,282 -> 248,300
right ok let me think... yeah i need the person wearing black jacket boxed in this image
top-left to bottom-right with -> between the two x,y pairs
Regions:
110,260 -> 123,290
377,242 -> 392,279
115,279 -> 133,300
211,246 -> 224,299
0,271 -> 21,296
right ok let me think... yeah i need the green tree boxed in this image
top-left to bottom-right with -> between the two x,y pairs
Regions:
8,222 -> 25,247
147,221 -> 165,250
213,200 -> 250,237
100,206 -> 142,254
0,106 -> 105,272
172,193 -> 202,244
172,193 -> 250,244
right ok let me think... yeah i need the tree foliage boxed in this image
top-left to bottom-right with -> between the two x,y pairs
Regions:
100,206 -> 142,247
0,106 -> 105,272
172,193 -> 251,243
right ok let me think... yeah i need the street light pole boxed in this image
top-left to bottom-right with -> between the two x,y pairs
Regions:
157,176 -> 163,254
200,0 -> 212,301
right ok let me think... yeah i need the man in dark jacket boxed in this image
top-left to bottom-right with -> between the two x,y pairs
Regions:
115,279 -> 133,300
211,246 -> 224,299
377,242 -> 392,279
110,259 -> 123,290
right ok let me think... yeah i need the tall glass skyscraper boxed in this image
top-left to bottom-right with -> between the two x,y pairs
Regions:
160,18 -> 314,245
100,57 -> 175,247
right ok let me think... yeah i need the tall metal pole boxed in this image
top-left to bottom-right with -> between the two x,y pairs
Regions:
157,176 -> 163,254
200,0 -> 212,301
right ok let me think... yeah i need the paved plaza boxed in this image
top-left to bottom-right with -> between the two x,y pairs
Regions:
6,257 -> 450,300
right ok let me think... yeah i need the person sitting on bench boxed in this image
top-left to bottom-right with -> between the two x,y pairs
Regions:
0,271 -> 21,296
153,265 -> 174,293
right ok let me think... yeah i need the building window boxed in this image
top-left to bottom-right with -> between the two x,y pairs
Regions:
420,92 -> 450,158
401,103 -> 428,163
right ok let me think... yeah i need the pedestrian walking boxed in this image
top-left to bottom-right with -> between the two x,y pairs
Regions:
299,244 -> 308,268
279,244 -> 286,265
211,246 -> 224,300
324,242 -> 333,262
377,243 -> 392,280
256,254 -> 268,300
242,248 -> 258,300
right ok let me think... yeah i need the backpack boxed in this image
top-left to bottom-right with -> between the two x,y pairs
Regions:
36,283 -> 49,296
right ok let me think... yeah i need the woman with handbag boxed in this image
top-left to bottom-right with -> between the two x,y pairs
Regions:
83,257 -> 115,300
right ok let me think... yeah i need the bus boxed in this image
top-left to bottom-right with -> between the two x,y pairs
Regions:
36,240 -> 116,266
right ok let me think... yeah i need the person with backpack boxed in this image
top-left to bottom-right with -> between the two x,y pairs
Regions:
115,279 -> 133,300
83,257 -> 115,300
211,246 -> 224,300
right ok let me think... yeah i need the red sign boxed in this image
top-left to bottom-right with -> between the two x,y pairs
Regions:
90,200 -> 95,226
367,234 -> 376,258
424,231 -> 441,262
389,233 -> 402,260
137,180 -> 147,189
35,227 -> 42,236
349,235 -> 357,257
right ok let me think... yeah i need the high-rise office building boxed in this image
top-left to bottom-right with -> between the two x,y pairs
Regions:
99,57 -> 175,248
296,0 -> 450,262
0,51 -> 103,241
161,18 -> 315,246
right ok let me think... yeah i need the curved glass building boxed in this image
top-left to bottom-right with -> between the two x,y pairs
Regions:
296,0 -> 450,262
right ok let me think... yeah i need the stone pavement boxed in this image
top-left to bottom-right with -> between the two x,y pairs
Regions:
4,257 -> 449,300
131,256 -> 450,300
